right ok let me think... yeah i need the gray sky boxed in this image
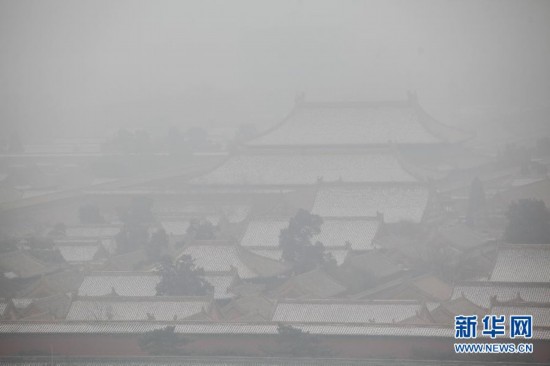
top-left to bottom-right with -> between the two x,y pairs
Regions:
1,0 -> 549,139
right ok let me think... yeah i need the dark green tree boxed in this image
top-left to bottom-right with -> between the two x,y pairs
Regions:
119,197 -> 154,226
156,255 -> 213,296
505,199 -> 550,244
147,228 -> 168,260
274,323 -> 329,357
115,197 -> 154,254
139,326 -> 188,355
186,219 -> 217,240
115,224 -> 149,254
279,209 -> 328,274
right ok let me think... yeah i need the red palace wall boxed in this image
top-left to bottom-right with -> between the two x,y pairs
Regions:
0,334 -> 548,363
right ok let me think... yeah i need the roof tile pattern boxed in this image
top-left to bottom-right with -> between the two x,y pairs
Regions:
78,274 -> 160,297
203,274 -> 235,299
312,186 -> 429,223
182,246 -> 256,279
249,249 -> 348,265
490,246 -> 550,282
272,301 -> 422,324
57,245 -> 99,263
65,226 -> 121,238
66,299 -> 209,321
493,305 -> 550,327
452,283 -> 550,308
241,219 -> 379,251
247,105 -> 442,146
192,154 -> 416,185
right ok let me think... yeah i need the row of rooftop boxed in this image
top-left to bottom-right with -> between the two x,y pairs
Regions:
1,96 -> 550,361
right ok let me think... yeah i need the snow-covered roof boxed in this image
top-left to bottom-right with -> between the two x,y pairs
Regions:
490,245 -> 550,283
452,282 -> 550,308
191,153 -> 417,186
312,186 -> 429,223
247,101 -> 466,147
181,245 -> 288,279
272,300 -> 423,324
66,297 -> 210,321
77,273 -> 161,297
240,218 -> 379,251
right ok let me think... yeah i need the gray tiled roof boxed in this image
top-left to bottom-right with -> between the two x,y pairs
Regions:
452,282 -> 550,308
275,269 -> 347,299
182,246 -> 256,279
240,219 -> 379,251
246,103 -> 451,146
191,153 -> 416,186
57,245 -> 100,263
182,245 -> 287,279
240,220 -> 287,248
0,251 -> 57,279
203,274 -> 235,299
245,247 -> 350,266
66,298 -> 210,321
312,186 -> 429,223
272,300 -> 422,324
249,249 -> 284,261
65,226 -> 121,238
221,205 -> 251,223
490,246 -> 550,282
11,298 -> 34,310
77,273 -> 161,297
0,302 -> 7,316
492,305 -> 550,327
316,219 -> 379,250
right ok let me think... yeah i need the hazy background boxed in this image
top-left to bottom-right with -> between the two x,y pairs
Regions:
1,0 -> 549,140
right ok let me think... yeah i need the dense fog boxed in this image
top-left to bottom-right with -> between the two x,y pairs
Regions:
1,0 -> 550,140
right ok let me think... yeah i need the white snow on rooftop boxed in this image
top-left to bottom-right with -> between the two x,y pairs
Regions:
247,105 -> 442,146
490,246 -> 550,283
66,298 -> 209,321
78,274 -> 160,297
312,186 -> 429,223
192,153 -> 416,185
240,219 -> 379,251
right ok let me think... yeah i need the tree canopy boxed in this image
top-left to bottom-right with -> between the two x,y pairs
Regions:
155,255 -> 213,296
186,218 -> 217,240
279,209 -> 331,274
139,326 -> 187,355
274,323 -> 329,357
115,197 -> 155,254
